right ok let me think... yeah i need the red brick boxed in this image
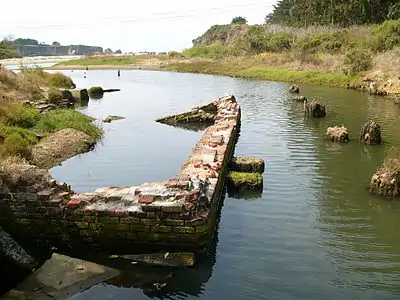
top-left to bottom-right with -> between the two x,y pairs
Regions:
208,142 -> 219,148
139,195 -> 153,204
175,194 -> 186,200
66,199 -> 89,209
211,162 -> 221,171
184,202 -> 195,212
193,160 -> 202,168
114,209 -> 128,216
83,207 -> 95,215
165,181 -> 178,189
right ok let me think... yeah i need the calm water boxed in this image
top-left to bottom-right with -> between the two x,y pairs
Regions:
47,69 -> 400,299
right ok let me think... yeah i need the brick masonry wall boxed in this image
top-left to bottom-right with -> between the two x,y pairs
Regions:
0,95 -> 240,253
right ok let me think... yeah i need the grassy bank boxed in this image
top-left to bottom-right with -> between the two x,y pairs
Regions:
0,67 -> 102,160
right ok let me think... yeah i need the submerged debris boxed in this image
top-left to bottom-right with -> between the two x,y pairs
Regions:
109,252 -> 196,267
294,95 -> 307,102
155,102 -> 218,125
230,157 -> 265,173
226,171 -> 263,191
289,85 -> 300,93
326,126 -> 349,143
360,120 -> 382,145
103,115 -> 125,123
304,99 -> 326,118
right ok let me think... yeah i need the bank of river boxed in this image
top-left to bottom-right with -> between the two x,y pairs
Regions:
36,68 -> 400,299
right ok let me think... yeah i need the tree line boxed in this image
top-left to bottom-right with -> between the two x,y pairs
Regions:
266,0 -> 400,27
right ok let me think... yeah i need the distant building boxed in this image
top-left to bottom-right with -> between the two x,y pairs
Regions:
13,42 -> 103,57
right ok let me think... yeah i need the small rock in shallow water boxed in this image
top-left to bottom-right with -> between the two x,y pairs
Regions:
289,85 -> 300,93
360,120 -> 382,145
103,115 -> 125,123
326,126 -> 349,143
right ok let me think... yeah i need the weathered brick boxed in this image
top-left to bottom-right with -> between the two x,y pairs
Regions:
152,225 -> 172,233
141,219 -> 161,226
137,232 -> 169,241
195,224 -> 208,233
73,221 -> 89,229
129,211 -> 146,218
163,219 -> 185,226
146,212 -> 159,219
81,216 -> 97,222
161,205 -> 183,213
120,217 -> 141,224
46,198 -> 64,207
129,225 -> 150,232
173,226 -> 195,234
98,217 -> 119,224
120,232 -> 138,240
15,219 -> 31,225
141,205 -> 161,212
139,195 -> 153,204
37,189 -> 54,201
104,223 -> 129,231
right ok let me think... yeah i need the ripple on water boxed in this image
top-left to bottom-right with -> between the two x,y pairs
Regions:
47,71 -> 400,300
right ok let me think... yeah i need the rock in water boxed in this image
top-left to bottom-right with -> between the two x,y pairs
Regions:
294,96 -> 307,102
71,89 -> 89,102
103,115 -> 125,123
230,157 -> 265,173
370,158 -> 400,199
326,126 -> 349,143
289,85 -> 300,93
304,100 -> 326,118
226,172 -> 263,191
0,226 -> 37,271
360,120 -> 382,144
114,252 -> 196,267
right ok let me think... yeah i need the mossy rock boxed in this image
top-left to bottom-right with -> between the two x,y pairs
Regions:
360,120 -> 381,145
88,86 -> 104,99
230,157 -> 265,173
226,171 -> 263,191
369,158 -> 400,199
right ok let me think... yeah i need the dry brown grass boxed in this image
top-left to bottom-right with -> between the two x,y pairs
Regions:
373,47 -> 400,75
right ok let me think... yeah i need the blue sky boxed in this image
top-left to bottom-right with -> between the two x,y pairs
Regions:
0,0 -> 276,52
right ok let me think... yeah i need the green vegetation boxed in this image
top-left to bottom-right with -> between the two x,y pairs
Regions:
60,55 -> 138,66
36,110 -> 102,141
227,171 -> 263,190
343,49 -> 372,75
88,86 -> 104,98
0,67 -> 101,159
266,0 -> 399,27
19,66 -> 75,88
231,16 -> 247,25
0,39 -> 21,59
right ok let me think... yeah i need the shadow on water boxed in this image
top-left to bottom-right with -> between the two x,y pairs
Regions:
159,122 -> 213,133
69,189 -> 226,300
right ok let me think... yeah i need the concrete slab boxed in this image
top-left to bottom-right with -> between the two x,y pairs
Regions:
2,253 -> 120,300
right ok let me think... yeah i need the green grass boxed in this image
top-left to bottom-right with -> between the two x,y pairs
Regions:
0,102 -> 41,128
165,60 -> 359,88
19,66 -> 75,88
59,55 -> 138,66
35,109 -> 102,141
0,123 -> 39,158
227,171 -> 263,183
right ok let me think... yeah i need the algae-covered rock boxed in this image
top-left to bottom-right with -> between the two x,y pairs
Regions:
289,85 -> 300,93
71,89 -> 89,102
304,100 -> 326,118
369,157 -> 400,199
155,102 -> 217,125
103,115 -> 125,123
230,157 -> 265,173
226,171 -> 263,191
88,86 -> 104,99
360,120 -> 382,145
326,126 -> 349,143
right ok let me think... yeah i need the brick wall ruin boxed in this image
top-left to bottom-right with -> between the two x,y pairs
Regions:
0,95 -> 240,253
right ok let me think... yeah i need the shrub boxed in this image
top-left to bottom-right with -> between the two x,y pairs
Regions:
88,86 -> 104,98
35,109 -> 102,140
45,73 -> 76,89
293,31 -> 346,54
343,48 -> 372,75
167,51 -> 184,58
183,42 -> 230,59
231,17 -> 247,25
370,20 -> 400,52
0,103 -> 40,128
47,88 -> 64,103
3,133 -> 32,158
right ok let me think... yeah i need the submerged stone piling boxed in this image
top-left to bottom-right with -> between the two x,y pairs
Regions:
0,95 -> 241,253
360,120 -> 382,145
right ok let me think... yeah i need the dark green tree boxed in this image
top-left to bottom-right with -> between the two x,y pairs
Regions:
231,16 -> 247,24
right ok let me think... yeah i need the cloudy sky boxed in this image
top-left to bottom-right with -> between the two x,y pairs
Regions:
0,0 -> 276,52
